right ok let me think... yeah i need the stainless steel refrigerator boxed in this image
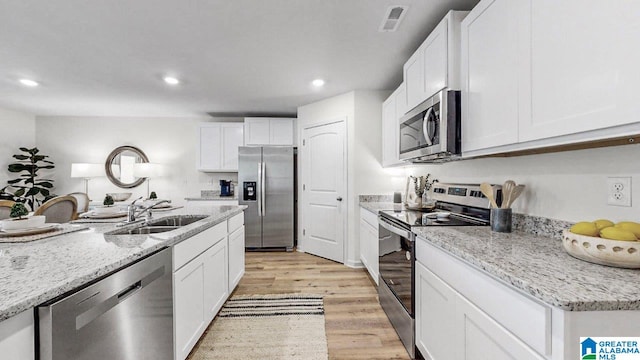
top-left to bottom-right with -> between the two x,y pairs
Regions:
238,146 -> 294,250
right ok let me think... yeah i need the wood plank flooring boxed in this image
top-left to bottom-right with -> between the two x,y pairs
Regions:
189,251 -> 411,360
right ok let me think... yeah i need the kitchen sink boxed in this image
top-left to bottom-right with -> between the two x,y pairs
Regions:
146,215 -> 208,227
109,225 -> 180,235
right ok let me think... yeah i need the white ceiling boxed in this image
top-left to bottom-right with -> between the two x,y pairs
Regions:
0,0 -> 479,117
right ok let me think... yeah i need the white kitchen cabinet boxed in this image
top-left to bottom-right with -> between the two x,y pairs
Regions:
227,212 -> 245,292
173,222 -> 230,360
244,117 -> 295,146
461,0 -> 521,152
0,310 -> 34,360
461,0 -> 640,157
519,1 -> 640,142
381,83 -> 406,167
197,122 -> 244,172
404,11 -> 468,112
359,208 -> 378,285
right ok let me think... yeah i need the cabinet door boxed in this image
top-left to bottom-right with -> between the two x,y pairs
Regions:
244,118 -> 271,145
228,226 -> 245,292
381,93 -> 397,167
415,262 -> 458,360
269,118 -> 295,145
0,310 -> 34,360
519,1 -> 640,141
457,294 -> 544,360
203,239 -> 229,323
396,82 -> 408,117
221,123 -> 244,171
461,0 -> 521,152
197,124 -> 222,170
422,18 -> 448,100
404,49 -> 424,112
174,256 -> 206,360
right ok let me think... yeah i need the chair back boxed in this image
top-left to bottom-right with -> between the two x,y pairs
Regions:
68,192 -> 90,215
34,196 -> 78,223
0,200 -> 16,220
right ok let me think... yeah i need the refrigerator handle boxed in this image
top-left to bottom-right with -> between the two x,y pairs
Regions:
257,162 -> 262,217
261,161 -> 266,217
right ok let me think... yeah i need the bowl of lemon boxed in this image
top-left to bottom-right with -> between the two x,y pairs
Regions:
563,220 -> 640,268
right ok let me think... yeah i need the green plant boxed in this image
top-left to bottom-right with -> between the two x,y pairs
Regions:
149,191 -> 157,200
103,195 -> 114,206
9,203 -> 29,219
0,147 -> 55,210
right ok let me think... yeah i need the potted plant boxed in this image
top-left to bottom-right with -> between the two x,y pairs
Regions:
93,195 -> 118,214
0,147 -> 56,211
149,191 -> 157,200
1,203 -> 45,230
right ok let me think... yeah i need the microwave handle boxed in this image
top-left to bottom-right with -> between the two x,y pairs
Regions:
422,107 -> 434,146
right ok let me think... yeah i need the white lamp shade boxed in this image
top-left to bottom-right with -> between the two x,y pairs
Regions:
71,163 -> 103,178
133,163 -> 163,178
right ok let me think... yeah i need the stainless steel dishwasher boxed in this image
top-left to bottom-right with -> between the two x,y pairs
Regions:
38,247 -> 173,360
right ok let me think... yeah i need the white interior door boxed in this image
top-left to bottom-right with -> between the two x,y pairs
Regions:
302,120 -> 346,263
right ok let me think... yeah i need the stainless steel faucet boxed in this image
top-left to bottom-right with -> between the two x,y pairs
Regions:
132,200 -> 171,221
126,196 -> 144,223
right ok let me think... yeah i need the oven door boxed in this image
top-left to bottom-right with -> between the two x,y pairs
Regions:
378,217 -> 414,316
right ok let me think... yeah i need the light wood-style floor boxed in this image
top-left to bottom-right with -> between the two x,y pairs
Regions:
190,250 -> 411,360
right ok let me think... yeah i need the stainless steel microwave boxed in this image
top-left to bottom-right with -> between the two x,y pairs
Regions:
399,90 -> 461,163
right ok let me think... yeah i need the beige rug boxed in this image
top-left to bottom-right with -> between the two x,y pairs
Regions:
189,294 -> 328,360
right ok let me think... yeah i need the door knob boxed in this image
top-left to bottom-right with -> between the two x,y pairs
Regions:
336,197 -> 343,201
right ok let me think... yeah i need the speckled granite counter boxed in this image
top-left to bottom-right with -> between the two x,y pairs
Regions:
359,202 -> 404,214
185,195 -> 238,201
0,205 -> 246,321
413,226 -> 640,311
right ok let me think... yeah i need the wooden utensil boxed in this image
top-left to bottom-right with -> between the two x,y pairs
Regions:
501,180 -> 516,209
480,182 -> 499,208
505,185 -> 525,208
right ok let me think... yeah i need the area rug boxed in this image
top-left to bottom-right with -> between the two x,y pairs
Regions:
189,294 -> 328,360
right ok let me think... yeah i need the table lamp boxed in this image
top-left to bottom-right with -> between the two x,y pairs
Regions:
70,163 -> 104,196
133,163 -> 163,199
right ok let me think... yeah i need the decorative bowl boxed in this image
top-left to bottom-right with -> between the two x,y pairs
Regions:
562,230 -> 640,269
93,205 -> 121,214
106,192 -> 132,202
1,215 -> 46,230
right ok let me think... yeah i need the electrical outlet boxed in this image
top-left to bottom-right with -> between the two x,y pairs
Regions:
607,177 -> 632,207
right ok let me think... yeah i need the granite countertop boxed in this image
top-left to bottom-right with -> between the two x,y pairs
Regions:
185,195 -> 238,201
413,226 -> 640,311
0,205 -> 246,322
360,202 -> 404,214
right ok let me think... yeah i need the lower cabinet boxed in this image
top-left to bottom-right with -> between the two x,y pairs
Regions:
0,310 -> 34,360
359,208 -> 379,284
228,225 -> 245,292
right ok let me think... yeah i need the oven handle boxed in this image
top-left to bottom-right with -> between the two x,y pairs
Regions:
379,218 -> 412,240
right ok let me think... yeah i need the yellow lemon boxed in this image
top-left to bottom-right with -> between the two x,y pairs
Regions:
570,222 -> 599,237
614,222 -> 640,238
600,227 -> 638,241
593,219 -> 614,231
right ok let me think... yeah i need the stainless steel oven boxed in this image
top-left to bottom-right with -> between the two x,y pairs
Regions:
378,215 -> 415,359
399,90 -> 461,163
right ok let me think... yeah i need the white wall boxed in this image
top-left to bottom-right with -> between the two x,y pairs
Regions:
0,107 -> 36,188
35,116 -> 240,206
406,143 -> 640,223
297,90 -> 395,267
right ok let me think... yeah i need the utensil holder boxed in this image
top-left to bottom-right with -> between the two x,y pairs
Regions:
490,208 -> 512,233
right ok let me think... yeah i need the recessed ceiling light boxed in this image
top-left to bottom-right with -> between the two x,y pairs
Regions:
312,79 -> 325,87
19,79 -> 39,87
163,76 -> 180,85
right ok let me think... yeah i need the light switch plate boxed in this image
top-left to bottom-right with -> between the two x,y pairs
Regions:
607,177 -> 632,207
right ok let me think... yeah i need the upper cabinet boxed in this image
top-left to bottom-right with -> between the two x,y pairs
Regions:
244,117 -> 296,146
197,122 -> 244,172
462,0 -> 640,157
403,11 -> 468,113
381,83 -> 407,167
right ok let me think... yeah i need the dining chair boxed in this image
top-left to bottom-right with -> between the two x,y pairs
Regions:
0,200 -> 16,220
34,195 -> 78,223
68,192 -> 90,218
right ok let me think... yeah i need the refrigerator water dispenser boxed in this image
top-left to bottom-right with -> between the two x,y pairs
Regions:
243,181 -> 257,201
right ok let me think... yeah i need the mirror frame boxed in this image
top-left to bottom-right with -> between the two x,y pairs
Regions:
105,146 -> 149,189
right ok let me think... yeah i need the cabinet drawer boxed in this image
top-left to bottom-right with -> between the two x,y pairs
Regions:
416,236 -> 551,356
174,222 -> 227,270
360,207 -> 379,228
228,212 -> 244,234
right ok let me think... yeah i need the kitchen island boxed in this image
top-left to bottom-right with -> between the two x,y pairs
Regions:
0,205 -> 246,360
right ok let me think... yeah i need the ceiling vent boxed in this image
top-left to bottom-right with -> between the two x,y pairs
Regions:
379,5 -> 408,32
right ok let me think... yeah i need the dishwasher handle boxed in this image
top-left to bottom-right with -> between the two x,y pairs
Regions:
117,280 -> 142,302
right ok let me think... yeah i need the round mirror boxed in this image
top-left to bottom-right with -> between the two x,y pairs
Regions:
105,146 -> 149,188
